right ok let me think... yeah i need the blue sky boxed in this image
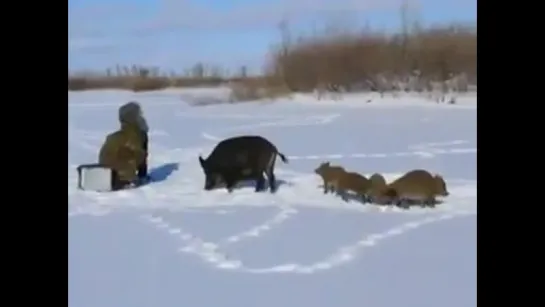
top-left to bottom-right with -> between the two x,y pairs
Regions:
69,0 -> 476,74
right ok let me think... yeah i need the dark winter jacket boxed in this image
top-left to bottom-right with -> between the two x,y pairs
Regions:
98,102 -> 149,183
98,122 -> 146,182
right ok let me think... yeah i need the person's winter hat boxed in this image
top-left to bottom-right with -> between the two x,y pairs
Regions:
118,101 -> 141,123
118,101 -> 149,132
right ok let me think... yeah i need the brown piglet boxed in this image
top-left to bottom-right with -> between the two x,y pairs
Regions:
314,162 -> 346,194
386,169 -> 447,208
367,173 -> 396,205
335,171 -> 371,202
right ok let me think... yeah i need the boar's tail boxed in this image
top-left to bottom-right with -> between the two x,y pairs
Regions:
277,152 -> 289,163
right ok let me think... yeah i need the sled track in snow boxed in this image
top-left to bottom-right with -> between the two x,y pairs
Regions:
68,101 -> 476,275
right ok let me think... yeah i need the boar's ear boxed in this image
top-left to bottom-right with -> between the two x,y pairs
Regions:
198,156 -> 206,169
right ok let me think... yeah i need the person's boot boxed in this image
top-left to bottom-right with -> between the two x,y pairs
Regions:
137,162 -> 151,184
112,172 -> 132,191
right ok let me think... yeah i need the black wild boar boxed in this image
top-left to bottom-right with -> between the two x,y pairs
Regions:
198,135 -> 288,193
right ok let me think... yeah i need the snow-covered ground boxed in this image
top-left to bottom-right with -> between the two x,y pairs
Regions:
68,89 -> 476,307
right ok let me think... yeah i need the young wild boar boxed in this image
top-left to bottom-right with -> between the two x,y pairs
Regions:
335,172 -> 371,202
314,162 -> 345,194
386,169 -> 447,208
433,174 -> 450,197
367,173 -> 394,205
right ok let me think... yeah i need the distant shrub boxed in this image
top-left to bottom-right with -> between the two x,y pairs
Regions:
268,24 -> 476,94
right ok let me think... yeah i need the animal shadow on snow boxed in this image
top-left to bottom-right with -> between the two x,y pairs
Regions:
149,163 -> 179,183
211,178 -> 294,192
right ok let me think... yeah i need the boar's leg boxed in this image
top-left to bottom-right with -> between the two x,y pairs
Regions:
322,180 -> 329,194
337,189 -> 349,202
267,172 -> 277,193
324,181 -> 336,194
264,153 -> 279,193
223,172 -> 238,193
329,180 -> 339,194
255,171 -> 267,192
395,198 -> 411,209
423,197 -> 436,208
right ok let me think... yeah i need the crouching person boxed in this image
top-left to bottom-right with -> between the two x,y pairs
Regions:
119,101 -> 150,181
98,102 -> 148,190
